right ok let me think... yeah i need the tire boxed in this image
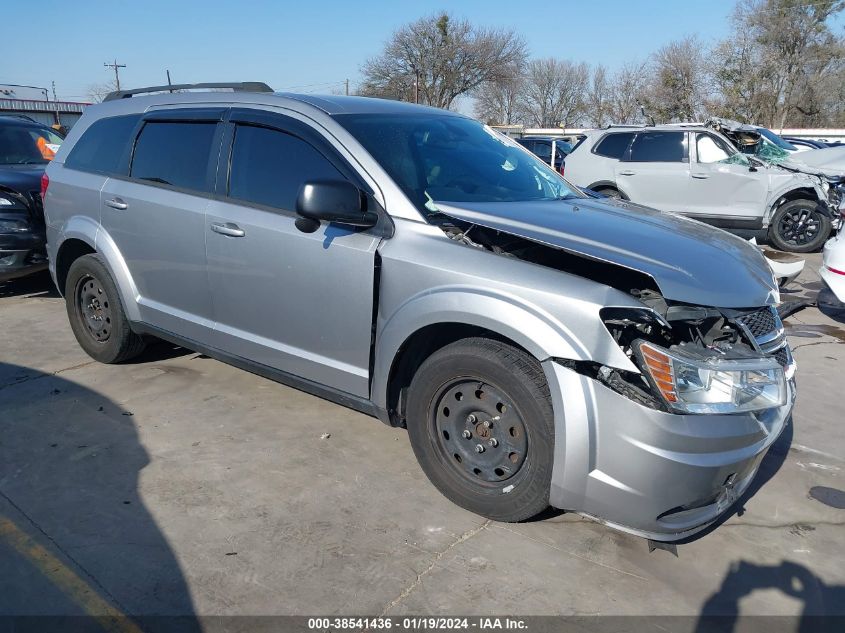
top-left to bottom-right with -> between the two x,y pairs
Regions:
594,186 -> 622,199
768,199 -> 831,253
406,337 -> 554,522
65,253 -> 146,363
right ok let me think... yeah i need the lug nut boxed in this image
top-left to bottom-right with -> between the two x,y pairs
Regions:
488,438 -> 498,447
483,420 -> 492,429
466,414 -> 477,424
475,444 -> 485,453
462,430 -> 472,439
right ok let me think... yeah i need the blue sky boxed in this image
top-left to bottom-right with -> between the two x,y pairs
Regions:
1,0 -> 838,106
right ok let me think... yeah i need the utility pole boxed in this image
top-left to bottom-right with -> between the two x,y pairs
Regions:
167,69 -> 173,93
345,78 -> 349,96
414,69 -> 420,104
104,59 -> 126,91
51,81 -> 61,126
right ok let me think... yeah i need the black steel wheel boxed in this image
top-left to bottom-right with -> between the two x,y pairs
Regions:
406,337 -> 554,522
769,199 -> 831,253
75,273 -> 113,343
432,379 -> 528,485
65,254 -> 146,363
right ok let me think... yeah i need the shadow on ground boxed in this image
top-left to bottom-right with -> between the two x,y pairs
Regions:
0,361 -> 200,632
0,270 -> 60,299
694,560 -> 845,632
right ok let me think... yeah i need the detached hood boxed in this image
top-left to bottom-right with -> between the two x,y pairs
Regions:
436,198 -> 779,308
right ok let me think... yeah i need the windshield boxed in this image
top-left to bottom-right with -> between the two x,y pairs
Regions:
336,113 -> 583,215
0,123 -> 64,164
757,127 -> 797,151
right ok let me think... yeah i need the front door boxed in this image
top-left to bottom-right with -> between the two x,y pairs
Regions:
687,132 -> 768,228
205,110 -> 380,397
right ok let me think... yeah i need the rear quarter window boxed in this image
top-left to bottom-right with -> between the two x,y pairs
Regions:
64,114 -> 141,175
592,132 -> 634,159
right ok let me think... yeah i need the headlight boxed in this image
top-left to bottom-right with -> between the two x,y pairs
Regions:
636,341 -> 787,414
0,218 -> 30,233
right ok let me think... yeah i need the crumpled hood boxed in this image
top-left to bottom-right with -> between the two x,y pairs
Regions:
436,197 -> 779,308
782,146 -> 845,179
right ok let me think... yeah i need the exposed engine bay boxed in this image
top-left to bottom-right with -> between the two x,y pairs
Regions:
438,217 -> 794,411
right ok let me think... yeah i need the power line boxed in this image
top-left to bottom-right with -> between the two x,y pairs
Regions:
103,59 -> 126,91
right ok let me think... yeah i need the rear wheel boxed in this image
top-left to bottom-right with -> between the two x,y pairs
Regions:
65,254 -> 146,363
594,186 -> 623,199
769,199 -> 831,253
406,338 -> 554,522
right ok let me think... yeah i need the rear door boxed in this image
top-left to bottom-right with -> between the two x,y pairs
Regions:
99,109 -> 224,341
615,131 -> 690,213
687,132 -> 768,228
205,109 -> 380,397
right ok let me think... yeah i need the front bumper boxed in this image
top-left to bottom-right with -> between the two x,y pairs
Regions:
0,230 -> 47,282
544,360 -> 795,541
820,234 -> 845,304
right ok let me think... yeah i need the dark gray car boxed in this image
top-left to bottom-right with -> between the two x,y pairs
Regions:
44,84 -> 795,541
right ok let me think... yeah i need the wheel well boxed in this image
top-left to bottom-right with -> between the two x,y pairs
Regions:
769,188 -> 820,217
587,181 -> 628,200
385,323 -> 532,428
56,239 -> 95,296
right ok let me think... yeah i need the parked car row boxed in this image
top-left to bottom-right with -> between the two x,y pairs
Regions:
40,83 -> 798,542
0,115 -> 63,281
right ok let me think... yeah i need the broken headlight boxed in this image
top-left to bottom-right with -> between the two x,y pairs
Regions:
636,341 -> 786,414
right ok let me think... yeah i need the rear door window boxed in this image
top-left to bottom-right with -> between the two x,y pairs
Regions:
227,124 -> 344,211
130,121 -> 217,192
64,115 -> 140,174
593,132 -> 634,159
627,132 -> 686,162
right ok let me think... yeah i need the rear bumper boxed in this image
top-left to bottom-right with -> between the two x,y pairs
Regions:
0,231 -> 47,282
820,235 -> 845,303
545,360 -> 794,541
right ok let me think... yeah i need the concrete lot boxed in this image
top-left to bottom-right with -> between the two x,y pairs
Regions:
1,252 -> 844,626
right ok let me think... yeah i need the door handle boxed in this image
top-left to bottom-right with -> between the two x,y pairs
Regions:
210,222 -> 245,237
104,198 -> 128,210
618,170 -> 636,176
692,173 -> 710,179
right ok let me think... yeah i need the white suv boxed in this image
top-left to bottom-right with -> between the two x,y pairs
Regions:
565,125 -> 841,252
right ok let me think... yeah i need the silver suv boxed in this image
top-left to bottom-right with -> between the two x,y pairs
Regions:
564,125 -> 841,252
44,83 -> 795,541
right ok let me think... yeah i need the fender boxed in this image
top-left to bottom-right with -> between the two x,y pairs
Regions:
55,216 -> 142,323
370,284 -> 638,412
764,179 -> 827,226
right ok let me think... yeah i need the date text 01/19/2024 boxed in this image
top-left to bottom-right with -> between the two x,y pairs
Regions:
306,617 -> 528,630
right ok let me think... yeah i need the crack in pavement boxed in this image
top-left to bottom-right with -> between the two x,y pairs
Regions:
0,360 -> 97,392
722,519 -> 845,530
493,523 -> 649,581
790,340 -> 844,352
377,520 -> 491,618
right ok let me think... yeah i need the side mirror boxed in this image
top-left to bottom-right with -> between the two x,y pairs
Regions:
295,180 -> 377,234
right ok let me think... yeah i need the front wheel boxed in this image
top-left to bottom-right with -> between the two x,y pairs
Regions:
769,199 -> 831,253
406,338 -> 554,522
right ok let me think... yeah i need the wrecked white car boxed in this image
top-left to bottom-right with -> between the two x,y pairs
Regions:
565,123 -> 842,252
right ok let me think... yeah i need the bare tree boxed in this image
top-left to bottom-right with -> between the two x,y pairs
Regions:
646,36 -> 711,122
87,80 -> 119,103
608,62 -> 650,124
585,65 -> 611,127
520,58 -> 588,127
473,75 -> 525,125
360,13 -> 526,110
713,0 -> 845,127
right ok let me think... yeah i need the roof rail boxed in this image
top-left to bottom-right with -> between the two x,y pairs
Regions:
603,123 -> 647,129
103,82 -> 274,102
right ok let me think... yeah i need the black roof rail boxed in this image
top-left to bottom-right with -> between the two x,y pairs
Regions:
103,82 -> 274,102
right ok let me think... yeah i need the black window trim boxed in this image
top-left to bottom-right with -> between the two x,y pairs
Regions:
622,130 -> 689,163
591,132 -> 635,160
122,112 -> 226,197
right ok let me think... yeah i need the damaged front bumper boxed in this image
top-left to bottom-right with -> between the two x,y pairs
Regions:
544,358 -> 795,541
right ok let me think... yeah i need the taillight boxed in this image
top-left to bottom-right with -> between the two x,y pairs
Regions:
828,266 -> 845,276
559,163 -> 565,176
40,172 -> 49,200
